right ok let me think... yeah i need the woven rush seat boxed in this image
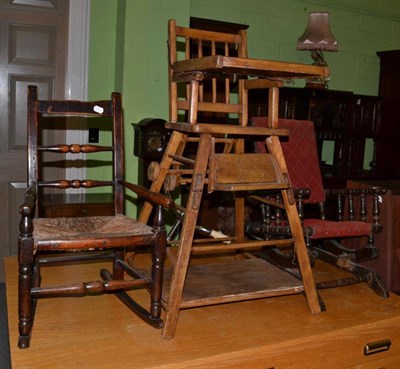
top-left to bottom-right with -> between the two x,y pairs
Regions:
33,214 -> 154,244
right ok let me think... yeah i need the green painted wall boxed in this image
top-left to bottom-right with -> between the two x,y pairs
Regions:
190,0 -> 400,93
86,0 -> 119,195
88,0 -> 400,215
88,0 -> 119,98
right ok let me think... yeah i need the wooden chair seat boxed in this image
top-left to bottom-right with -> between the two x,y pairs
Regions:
165,122 -> 288,136
33,215 -> 154,247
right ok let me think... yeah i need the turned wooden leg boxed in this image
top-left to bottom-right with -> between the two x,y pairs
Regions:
150,205 -> 166,320
113,249 -> 125,280
18,237 -> 34,349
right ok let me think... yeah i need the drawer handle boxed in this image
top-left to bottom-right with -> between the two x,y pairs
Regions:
364,339 -> 391,356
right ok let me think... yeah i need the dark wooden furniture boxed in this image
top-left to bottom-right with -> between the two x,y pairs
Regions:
138,19 -> 330,339
6,255 -> 400,368
190,16 -> 249,34
248,118 -> 388,297
376,50 -> 400,179
249,87 -> 383,188
133,118 -> 170,189
17,86 -> 174,348
40,193 -> 114,217
347,180 -> 400,292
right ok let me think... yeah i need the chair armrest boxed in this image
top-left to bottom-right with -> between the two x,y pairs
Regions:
19,183 -> 37,216
324,187 -> 387,223
120,180 -> 175,209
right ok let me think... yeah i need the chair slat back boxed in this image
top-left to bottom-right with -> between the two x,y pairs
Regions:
27,85 -> 124,216
168,19 -> 248,125
37,100 -> 114,116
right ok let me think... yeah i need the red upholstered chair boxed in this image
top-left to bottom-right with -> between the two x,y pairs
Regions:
247,117 -> 388,297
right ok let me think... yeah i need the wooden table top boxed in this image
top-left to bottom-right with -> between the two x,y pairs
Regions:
5,254 -> 400,368
172,55 -> 330,80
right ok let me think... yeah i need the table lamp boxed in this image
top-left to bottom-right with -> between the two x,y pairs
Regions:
297,12 -> 338,88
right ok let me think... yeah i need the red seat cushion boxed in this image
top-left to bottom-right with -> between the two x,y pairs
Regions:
303,219 -> 372,239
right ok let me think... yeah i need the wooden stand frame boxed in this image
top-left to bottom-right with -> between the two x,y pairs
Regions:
137,19 -> 330,339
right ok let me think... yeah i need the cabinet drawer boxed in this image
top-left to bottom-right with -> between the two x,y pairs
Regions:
186,317 -> 400,369
267,320 -> 400,368
346,353 -> 400,368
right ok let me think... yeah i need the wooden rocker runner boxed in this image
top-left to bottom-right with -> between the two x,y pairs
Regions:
138,19 -> 330,339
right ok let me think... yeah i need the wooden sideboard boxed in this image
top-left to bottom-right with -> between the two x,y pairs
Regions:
347,179 -> 400,292
376,50 -> 400,180
5,254 -> 400,368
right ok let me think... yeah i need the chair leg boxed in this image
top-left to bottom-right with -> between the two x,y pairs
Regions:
150,205 -> 167,320
18,239 -> 35,349
99,207 -> 167,328
282,191 -> 321,314
268,135 -> 321,315
102,252 -> 164,329
162,133 -> 212,339
113,250 -> 125,280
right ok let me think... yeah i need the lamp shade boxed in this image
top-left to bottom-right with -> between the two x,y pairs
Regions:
297,12 -> 338,51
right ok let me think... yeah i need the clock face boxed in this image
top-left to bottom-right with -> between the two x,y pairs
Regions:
146,130 -> 164,153
133,118 -> 168,159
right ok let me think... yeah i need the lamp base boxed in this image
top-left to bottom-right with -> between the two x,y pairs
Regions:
304,50 -> 330,89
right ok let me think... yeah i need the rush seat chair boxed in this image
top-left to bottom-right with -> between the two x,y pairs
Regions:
17,86 -> 174,348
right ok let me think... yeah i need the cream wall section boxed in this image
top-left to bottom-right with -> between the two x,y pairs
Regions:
88,0 -> 400,215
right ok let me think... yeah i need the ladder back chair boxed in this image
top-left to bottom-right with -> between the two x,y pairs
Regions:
248,117 -> 388,297
18,86 -> 174,348
139,19 -> 330,339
